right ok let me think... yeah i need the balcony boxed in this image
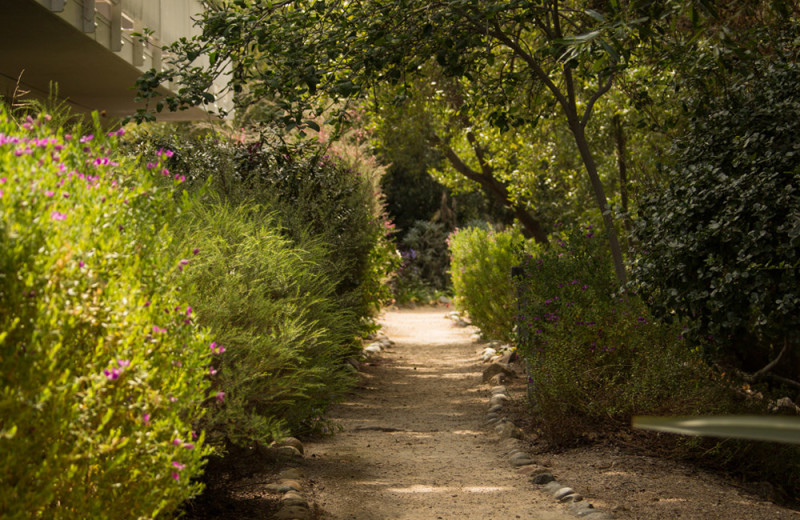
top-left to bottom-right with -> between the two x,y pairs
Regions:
0,0 -> 231,121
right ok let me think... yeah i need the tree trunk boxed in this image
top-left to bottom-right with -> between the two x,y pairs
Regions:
569,119 -> 628,284
612,114 -> 633,237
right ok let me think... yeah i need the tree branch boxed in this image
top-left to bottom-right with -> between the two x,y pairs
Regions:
580,74 -> 614,128
754,340 -> 790,378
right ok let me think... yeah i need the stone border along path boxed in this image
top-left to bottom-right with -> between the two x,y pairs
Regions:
483,384 -> 612,520
267,306 -> 620,520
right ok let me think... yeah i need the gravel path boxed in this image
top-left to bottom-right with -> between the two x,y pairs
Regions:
303,307 -> 573,519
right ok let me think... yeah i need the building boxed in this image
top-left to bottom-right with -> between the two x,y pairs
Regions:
0,0 -> 231,120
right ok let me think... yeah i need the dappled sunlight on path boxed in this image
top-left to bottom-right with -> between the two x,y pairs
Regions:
301,307 -> 572,519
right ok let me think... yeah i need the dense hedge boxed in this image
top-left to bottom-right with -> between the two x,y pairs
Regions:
0,110 -> 212,518
632,58 -> 800,376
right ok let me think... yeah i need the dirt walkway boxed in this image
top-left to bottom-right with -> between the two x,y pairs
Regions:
303,307 -> 572,519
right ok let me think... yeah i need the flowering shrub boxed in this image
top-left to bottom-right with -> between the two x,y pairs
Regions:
0,109 -> 212,518
516,227 -> 715,443
448,226 -> 522,341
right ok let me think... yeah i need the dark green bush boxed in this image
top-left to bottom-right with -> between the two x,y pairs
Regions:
392,220 -> 452,303
631,57 -> 800,376
0,110 -> 212,518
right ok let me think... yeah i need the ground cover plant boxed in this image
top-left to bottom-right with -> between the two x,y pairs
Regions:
0,109 -> 213,519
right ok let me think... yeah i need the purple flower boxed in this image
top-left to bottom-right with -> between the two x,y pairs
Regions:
215,391 -> 225,402
209,366 -> 218,376
172,461 -> 186,470
183,442 -> 195,450
117,359 -> 130,368
171,472 -> 180,481
146,162 -> 157,170
79,134 -> 94,143
153,325 -> 166,334
173,438 -> 183,446
192,248 -> 200,255
143,413 -> 151,425
581,285 -> 589,291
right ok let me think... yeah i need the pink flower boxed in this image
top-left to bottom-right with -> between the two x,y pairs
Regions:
0,177 -> 6,184
172,461 -> 186,470
153,325 -> 166,334
51,211 -> 67,221
146,162 -> 157,170
209,366 -> 217,376
103,368 -> 120,380
186,307 -> 192,316
117,359 -> 130,368
215,391 -> 225,402
161,168 -> 170,176
169,396 -> 178,403
45,190 -> 54,197
173,438 -> 183,446
171,472 -> 180,481
192,248 -> 200,255
143,413 -> 151,425
183,442 -> 195,450
79,134 -> 94,143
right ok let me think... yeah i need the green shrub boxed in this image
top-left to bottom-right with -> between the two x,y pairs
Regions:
392,220 -> 452,303
448,226 -> 521,341
173,198 -> 359,447
0,110 -> 212,519
631,57 -> 800,376
515,226 -> 719,443
124,129 -> 394,329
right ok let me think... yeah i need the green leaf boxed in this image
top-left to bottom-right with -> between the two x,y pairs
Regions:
633,416 -> 800,444
585,9 -> 605,22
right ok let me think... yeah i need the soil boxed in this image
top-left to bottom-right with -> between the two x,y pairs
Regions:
183,306 -> 800,519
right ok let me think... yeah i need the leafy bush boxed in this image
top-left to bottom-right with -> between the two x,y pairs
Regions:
516,227 -> 712,443
0,110 -> 212,518
631,57 -> 800,376
173,198 -> 359,447
448,226 -> 521,341
124,129 -> 394,329
392,220 -> 452,303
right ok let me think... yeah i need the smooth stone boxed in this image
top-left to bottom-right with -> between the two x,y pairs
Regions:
544,481 -> 563,493
489,394 -> 510,406
517,465 -> 541,476
531,472 -> 555,484
510,453 -> 534,466
272,505 -> 311,520
562,494 -> 583,503
281,491 -> 309,508
278,479 -> 303,492
481,348 -> 498,362
496,422 -> 523,439
377,338 -> 393,347
490,385 -> 508,395
364,343 -> 382,354
438,296 -> 452,304
553,487 -> 575,500
278,468 -> 305,480
274,436 -> 304,455
264,446 -> 303,460
486,413 -> 499,421
488,404 -> 504,413
483,363 -> 514,383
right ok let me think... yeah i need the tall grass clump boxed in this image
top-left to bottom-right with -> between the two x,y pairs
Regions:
448,226 -> 522,341
125,128 -> 395,331
173,198 -> 360,447
0,109 -> 213,519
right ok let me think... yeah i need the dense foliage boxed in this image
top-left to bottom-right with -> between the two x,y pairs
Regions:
0,110 -> 212,518
632,57 -> 800,376
448,226 -> 522,341
175,199 -> 360,447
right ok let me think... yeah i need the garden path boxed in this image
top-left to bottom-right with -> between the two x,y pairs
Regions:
302,307 -> 572,519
